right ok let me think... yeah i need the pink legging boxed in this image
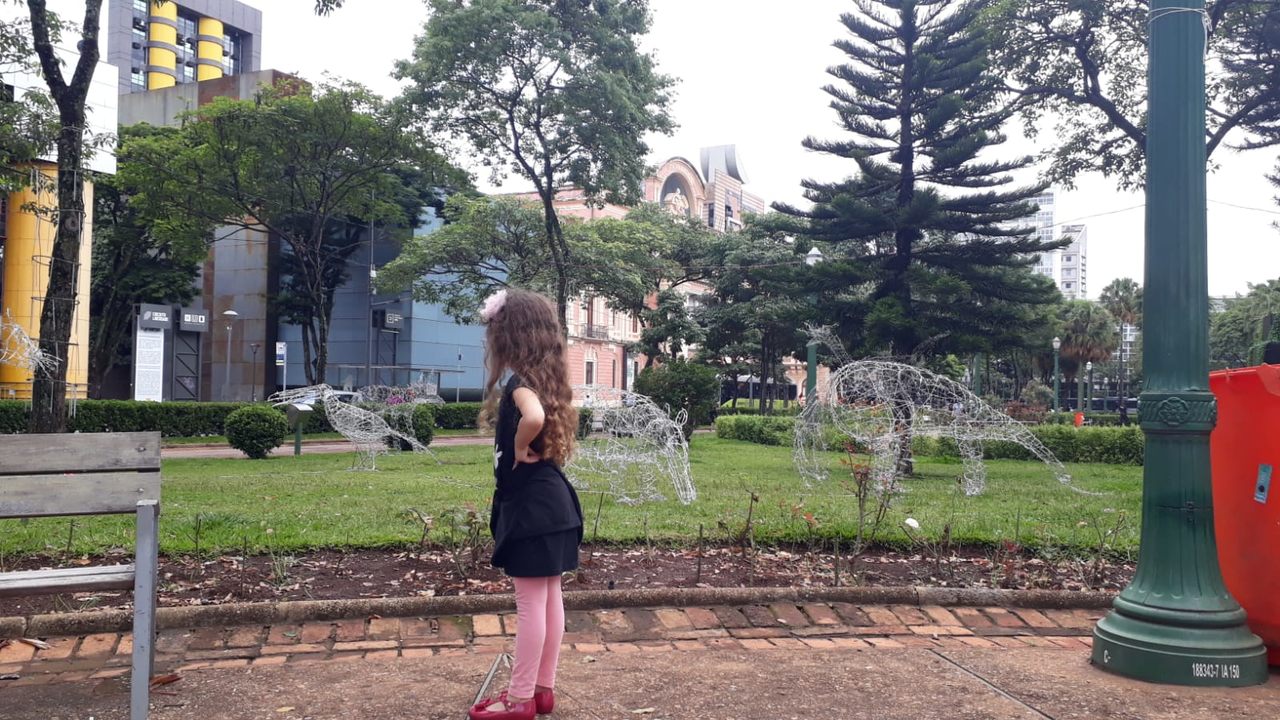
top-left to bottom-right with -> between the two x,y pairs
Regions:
509,576 -> 565,699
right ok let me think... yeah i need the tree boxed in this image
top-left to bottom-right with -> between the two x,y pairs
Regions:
699,226 -> 812,415
633,288 -> 703,368
1210,279 -> 1280,368
89,126 -> 213,396
632,359 -> 719,439
0,12 -> 57,194
21,0 -> 105,432
775,0 -> 1064,362
1058,300 -> 1120,409
987,1 -> 1280,189
124,81 -> 467,384
395,0 -> 675,325
1099,277 -> 1143,401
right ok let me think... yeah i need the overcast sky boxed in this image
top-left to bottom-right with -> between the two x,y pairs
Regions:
263,0 -> 1280,299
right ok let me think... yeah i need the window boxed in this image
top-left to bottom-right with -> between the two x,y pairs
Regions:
1064,255 -> 1074,264
131,70 -> 146,90
707,204 -> 715,229
611,359 -> 617,387
632,317 -> 639,334
584,358 -> 595,386
1065,282 -> 1074,289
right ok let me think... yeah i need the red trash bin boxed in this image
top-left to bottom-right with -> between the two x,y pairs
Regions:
1209,366 -> 1280,666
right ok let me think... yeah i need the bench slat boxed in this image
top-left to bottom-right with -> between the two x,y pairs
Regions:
0,432 -> 160,475
0,565 -> 135,598
0,471 -> 161,518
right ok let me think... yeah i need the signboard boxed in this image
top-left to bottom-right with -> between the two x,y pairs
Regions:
179,307 -> 209,332
137,303 -> 172,331
133,329 -> 165,402
276,341 -> 287,368
384,310 -> 404,332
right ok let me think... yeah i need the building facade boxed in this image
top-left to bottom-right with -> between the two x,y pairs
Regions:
1030,191 -> 1057,281
1,1 -> 120,400
1058,224 -> 1088,300
106,0 -> 261,96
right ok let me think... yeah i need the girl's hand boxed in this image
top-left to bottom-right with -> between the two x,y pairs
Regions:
513,445 -> 541,469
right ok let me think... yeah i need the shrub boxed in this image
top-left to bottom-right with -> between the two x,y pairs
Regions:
434,402 -> 482,429
224,405 -> 289,459
412,404 -> 436,446
634,360 -> 720,437
0,401 -> 29,433
575,407 -> 594,439
717,415 -> 1145,466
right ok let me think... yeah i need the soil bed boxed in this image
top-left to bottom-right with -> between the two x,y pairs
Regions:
0,543 -> 1134,618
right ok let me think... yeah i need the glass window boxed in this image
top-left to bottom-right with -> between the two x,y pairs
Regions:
584,360 -> 595,386
131,70 -> 145,90
133,0 -> 148,16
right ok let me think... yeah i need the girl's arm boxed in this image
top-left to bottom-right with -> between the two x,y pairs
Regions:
512,387 -> 546,467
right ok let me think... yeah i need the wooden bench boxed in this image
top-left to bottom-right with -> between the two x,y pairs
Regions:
0,432 -> 162,720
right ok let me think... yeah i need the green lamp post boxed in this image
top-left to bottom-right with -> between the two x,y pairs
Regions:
1052,336 -> 1061,413
1091,0 -> 1268,686
1086,361 -> 1093,413
805,247 -> 824,404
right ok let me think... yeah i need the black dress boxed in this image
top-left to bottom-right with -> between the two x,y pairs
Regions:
489,375 -> 584,577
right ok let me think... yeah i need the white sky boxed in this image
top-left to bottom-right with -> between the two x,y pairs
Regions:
262,0 -> 1280,298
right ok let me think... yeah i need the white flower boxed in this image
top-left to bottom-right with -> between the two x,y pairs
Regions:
904,518 -> 920,531
480,290 -> 509,322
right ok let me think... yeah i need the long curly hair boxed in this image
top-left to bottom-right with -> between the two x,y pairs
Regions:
480,289 -> 577,465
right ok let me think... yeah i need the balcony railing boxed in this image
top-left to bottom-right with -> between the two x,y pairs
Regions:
582,324 -> 611,340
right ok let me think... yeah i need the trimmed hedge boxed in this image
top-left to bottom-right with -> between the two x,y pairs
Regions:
224,405 -> 288,459
1043,412 -> 1128,427
716,414 -> 1145,466
0,399 -> 334,437
715,404 -> 803,417
412,404 -> 436,446
433,402 -> 482,430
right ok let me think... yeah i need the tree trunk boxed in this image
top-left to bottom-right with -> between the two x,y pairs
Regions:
26,0 -> 103,432
300,321 -> 315,386
538,190 -> 571,331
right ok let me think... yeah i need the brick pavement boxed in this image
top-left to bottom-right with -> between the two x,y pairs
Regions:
0,603 -> 1104,689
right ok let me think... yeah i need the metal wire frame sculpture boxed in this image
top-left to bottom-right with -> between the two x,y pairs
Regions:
0,312 -> 57,374
269,384 -> 434,470
360,381 -> 445,406
566,385 -> 697,505
794,361 -> 1072,498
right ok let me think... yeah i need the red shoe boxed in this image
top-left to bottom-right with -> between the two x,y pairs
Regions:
533,688 -> 554,715
469,692 -> 536,720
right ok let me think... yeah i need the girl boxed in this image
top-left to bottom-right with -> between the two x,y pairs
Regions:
470,289 -> 584,720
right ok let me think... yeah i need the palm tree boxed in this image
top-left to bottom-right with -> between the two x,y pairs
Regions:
1099,278 -> 1142,407
1059,301 -> 1120,410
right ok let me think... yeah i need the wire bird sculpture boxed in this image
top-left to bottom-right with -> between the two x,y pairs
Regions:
567,385 -> 697,505
794,361 -> 1072,498
360,381 -> 445,406
269,384 -> 434,470
0,313 -> 57,373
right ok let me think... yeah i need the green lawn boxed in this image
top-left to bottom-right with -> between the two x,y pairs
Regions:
161,428 -> 489,446
0,438 -> 1142,561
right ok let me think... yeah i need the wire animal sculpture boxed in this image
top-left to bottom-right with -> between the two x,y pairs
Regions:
567,385 -> 697,505
0,312 -> 57,373
269,384 -> 433,470
794,361 -> 1072,497
360,381 -> 445,406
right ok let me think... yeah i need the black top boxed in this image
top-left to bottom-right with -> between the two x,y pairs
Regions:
489,375 -> 583,567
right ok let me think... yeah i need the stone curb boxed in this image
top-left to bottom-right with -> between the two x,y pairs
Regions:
0,586 -> 1114,639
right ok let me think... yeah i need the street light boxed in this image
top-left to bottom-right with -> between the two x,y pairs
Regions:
804,247 -> 824,405
1086,361 -> 1094,413
1052,336 -> 1061,413
221,309 -> 238,402
249,343 -> 261,402
1091,0 -> 1267,686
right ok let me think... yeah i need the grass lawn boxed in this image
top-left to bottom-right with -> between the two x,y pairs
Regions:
0,437 -> 1141,561
160,428 -> 490,446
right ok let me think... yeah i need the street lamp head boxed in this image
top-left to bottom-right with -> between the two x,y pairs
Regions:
805,247 -> 825,267
1052,336 -> 1061,351
221,309 -> 239,319
1087,361 -> 1093,372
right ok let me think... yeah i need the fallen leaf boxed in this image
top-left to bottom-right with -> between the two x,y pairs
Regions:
18,638 -> 51,650
632,709 -> 656,715
0,674 -> 19,681
276,707 -> 296,713
150,673 -> 182,688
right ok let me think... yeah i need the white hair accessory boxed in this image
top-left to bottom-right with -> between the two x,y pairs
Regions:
480,289 -> 509,322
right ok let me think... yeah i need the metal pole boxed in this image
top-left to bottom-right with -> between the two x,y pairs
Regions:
1087,364 -> 1093,412
250,343 -> 260,402
806,341 -> 818,405
1053,353 -> 1060,413
1091,0 -> 1266,685
223,323 -> 233,402
365,208 -> 375,389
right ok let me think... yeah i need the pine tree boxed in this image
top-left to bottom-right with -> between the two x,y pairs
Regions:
776,0 -> 1063,360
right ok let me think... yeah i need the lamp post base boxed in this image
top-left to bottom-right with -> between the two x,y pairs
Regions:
1092,598 -> 1268,687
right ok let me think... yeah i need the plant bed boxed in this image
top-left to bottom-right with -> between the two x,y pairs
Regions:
0,542 -> 1134,619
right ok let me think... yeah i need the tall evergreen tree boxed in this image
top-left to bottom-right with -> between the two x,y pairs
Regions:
776,0 -> 1063,361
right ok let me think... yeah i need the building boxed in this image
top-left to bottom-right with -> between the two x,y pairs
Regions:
1030,191 -> 1057,281
1,1 -> 120,400
1058,224 -> 1088,300
106,0 -> 261,96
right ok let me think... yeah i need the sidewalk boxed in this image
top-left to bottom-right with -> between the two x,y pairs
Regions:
161,434 -> 492,459
2,602 -> 1276,718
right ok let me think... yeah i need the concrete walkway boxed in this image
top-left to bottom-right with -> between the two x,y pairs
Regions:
162,434 -> 492,459
2,603 -> 1276,718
